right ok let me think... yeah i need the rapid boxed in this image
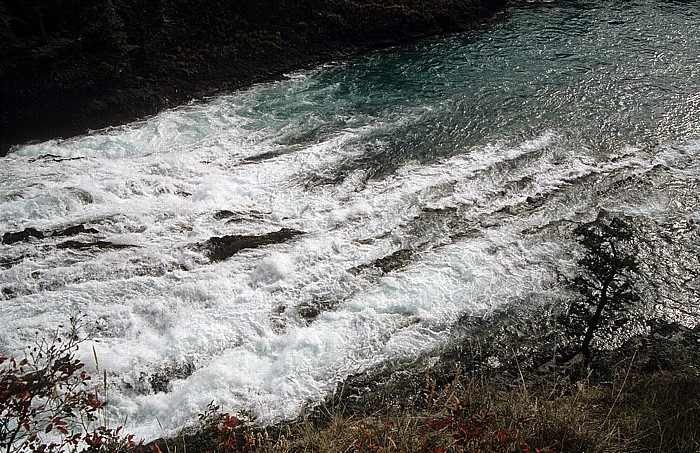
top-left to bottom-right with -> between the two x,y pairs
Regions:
1,0 -> 699,440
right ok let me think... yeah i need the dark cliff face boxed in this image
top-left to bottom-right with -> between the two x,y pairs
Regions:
0,0 -> 507,156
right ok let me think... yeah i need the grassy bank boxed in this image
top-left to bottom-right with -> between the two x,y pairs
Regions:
153,334 -> 700,452
147,301 -> 700,452
0,0 -> 507,154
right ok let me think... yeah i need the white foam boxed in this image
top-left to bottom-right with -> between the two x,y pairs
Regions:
250,253 -> 297,285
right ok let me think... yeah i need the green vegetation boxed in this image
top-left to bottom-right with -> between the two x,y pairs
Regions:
561,214 -> 641,365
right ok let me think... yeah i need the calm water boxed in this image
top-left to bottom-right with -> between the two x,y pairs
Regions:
1,0 -> 699,439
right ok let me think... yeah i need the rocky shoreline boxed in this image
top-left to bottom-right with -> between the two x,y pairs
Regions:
0,0 -> 507,156
328,314 -> 700,414
149,311 -> 700,452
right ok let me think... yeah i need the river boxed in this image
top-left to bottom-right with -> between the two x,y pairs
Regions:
1,0 -> 699,440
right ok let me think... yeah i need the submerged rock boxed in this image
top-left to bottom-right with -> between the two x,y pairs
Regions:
0,256 -> 25,270
296,296 -> 343,325
53,225 -> 100,237
349,248 -> 415,276
212,210 -> 237,221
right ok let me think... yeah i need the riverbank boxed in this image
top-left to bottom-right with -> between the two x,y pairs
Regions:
0,0 -> 506,156
151,317 -> 700,452
3,308 -> 698,452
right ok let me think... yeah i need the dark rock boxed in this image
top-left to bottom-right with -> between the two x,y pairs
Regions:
296,296 -> 343,324
52,224 -> 100,237
2,227 -> 45,244
0,256 -> 24,269
242,150 -> 287,163
3,224 -> 100,245
213,210 -> 236,221
57,240 -> 135,250
349,248 -> 414,276
213,210 -> 269,223
148,362 -> 196,394
204,228 -> 304,262
422,206 -> 458,215
373,248 -> 415,274
28,154 -> 85,163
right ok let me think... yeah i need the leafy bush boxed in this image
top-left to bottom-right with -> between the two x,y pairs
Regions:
197,402 -> 249,453
0,317 -> 147,453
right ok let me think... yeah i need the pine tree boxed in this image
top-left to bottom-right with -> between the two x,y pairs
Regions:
563,212 -> 640,364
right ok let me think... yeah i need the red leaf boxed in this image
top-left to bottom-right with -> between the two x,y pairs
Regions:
58,426 -> 69,435
86,393 -> 102,408
427,417 -> 452,431
45,423 -> 53,433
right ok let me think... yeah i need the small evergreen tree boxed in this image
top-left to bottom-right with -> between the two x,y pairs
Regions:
563,212 -> 640,364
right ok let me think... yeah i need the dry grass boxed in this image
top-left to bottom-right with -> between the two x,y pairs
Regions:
159,360 -> 700,453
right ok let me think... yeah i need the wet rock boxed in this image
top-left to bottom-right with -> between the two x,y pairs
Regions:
242,150 -> 286,163
28,154 -> 85,163
2,227 -> 45,244
67,188 -> 94,205
148,362 -> 196,394
373,249 -> 414,274
57,240 -> 135,250
3,224 -> 100,245
349,249 -> 414,276
422,206 -> 458,216
53,224 -> 100,237
213,210 -> 236,220
203,228 -> 304,262
213,210 -> 270,223
0,256 -> 24,269
296,296 -> 343,324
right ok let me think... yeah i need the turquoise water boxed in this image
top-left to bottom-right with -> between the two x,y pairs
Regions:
1,0 -> 699,439
233,0 -> 700,176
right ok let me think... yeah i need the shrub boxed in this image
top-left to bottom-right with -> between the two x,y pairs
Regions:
197,402 -> 249,453
0,317 -> 147,453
